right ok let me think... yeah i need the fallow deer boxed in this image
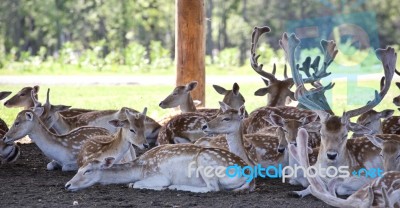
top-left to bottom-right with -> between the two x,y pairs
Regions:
293,128 -> 400,208
284,29 -> 397,196
4,85 -> 92,117
78,108 -> 149,168
353,109 -> 394,138
3,110 -> 112,171
366,135 -> 400,172
202,102 -> 287,169
157,83 -> 246,145
65,144 -> 255,193
31,89 -> 161,146
159,81 -> 246,117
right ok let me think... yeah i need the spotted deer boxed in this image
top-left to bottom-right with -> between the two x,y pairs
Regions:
65,144 -> 255,193
366,135 -> 400,172
4,85 -> 92,117
353,109 -> 394,138
285,29 -> 397,196
159,81 -> 246,117
31,89 -> 161,146
157,82 -> 246,145
202,102 -> 289,169
2,110 -> 113,171
78,107 -> 149,168
293,128 -> 400,208
0,129 -> 20,164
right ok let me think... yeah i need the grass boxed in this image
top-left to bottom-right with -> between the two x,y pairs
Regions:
1,78 -> 399,127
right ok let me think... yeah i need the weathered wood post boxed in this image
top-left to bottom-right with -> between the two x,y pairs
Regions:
175,0 -> 206,106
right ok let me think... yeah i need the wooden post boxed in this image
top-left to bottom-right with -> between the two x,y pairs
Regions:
175,0 -> 205,106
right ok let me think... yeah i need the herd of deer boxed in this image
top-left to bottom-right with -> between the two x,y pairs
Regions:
1,25 -> 400,207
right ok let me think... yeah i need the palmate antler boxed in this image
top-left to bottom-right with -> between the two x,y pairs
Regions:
279,32 -> 337,114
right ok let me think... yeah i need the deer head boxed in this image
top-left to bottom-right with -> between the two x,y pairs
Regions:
250,26 -> 295,106
202,102 -> 246,134
108,108 -> 149,149
366,135 -> 400,172
212,82 -> 245,110
354,109 -> 394,137
3,110 -> 39,143
4,85 -> 39,109
159,81 -> 198,111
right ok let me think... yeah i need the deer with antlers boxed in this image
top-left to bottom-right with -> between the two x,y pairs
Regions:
157,82 -> 246,145
65,144 -> 255,193
244,26 -> 335,134
282,27 -> 398,196
291,128 -> 400,208
31,89 -> 161,146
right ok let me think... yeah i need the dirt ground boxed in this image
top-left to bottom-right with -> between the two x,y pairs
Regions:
0,143 -> 329,208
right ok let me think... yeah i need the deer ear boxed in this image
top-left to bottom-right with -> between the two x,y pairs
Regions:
32,106 -> 45,117
269,114 -> 285,127
141,107 -> 147,117
101,157 -> 115,169
212,85 -> 227,95
301,114 -> 318,126
108,119 -> 128,128
219,101 -> 231,112
232,83 -> 239,95
53,105 -> 71,112
185,81 -> 198,92
25,112 -> 34,121
33,85 -> 40,94
0,91 -> 11,100
254,87 -> 270,96
365,135 -> 383,148
378,109 -> 394,119
348,122 -> 372,135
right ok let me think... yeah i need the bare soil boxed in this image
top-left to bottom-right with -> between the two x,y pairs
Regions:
0,143 -> 329,207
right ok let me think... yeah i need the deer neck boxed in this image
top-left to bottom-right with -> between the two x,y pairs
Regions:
225,123 -> 254,166
112,130 -> 136,160
28,120 -> 64,150
98,161 -> 143,184
52,113 -> 74,134
180,94 -> 197,113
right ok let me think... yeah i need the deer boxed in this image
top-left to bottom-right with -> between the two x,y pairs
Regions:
0,129 -> 20,164
353,109 -> 395,138
31,89 -> 161,146
65,144 -> 255,193
78,108 -> 149,168
202,102 -> 288,169
159,81 -> 246,117
292,127 -> 400,208
283,29 -> 397,197
4,85 -> 93,117
244,26 -> 335,134
156,82 -> 246,145
366,135 -> 400,172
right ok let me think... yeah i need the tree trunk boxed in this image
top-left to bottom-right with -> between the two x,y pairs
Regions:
175,0 -> 205,106
205,0 -> 213,63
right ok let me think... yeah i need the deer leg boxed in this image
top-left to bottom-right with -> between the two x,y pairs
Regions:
289,186 -> 311,198
46,160 -> 61,170
335,176 -> 371,196
128,175 -> 170,191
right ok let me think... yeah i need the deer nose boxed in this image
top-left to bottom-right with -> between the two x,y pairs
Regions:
327,153 -> 338,160
4,101 -> 8,106
65,183 -> 71,189
277,147 -> 285,153
159,101 -> 164,107
143,143 -> 149,149
202,124 -> 208,130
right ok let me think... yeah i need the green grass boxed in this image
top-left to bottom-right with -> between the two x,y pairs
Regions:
1,78 -> 399,127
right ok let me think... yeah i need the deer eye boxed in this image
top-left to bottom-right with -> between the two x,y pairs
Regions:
129,129 -> 136,134
222,118 -> 230,121
364,122 -> 371,126
14,122 -> 20,127
83,169 -> 93,175
20,93 -> 26,96
379,154 -> 383,158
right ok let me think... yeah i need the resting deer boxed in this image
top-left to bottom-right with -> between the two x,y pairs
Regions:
366,135 -> 400,172
157,83 -> 246,145
65,144 -> 255,193
293,128 -> 400,208
202,102 -> 288,169
4,85 -> 92,117
244,26 -> 334,134
78,108 -> 149,168
159,81 -> 246,117
284,29 -> 397,197
31,89 -> 161,146
0,129 -> 20,164
353,109 -> 394,138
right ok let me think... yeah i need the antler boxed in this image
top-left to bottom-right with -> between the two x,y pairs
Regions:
344,47 -> 396,118
44,88 -> 51,112
250,26 -> 278,83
